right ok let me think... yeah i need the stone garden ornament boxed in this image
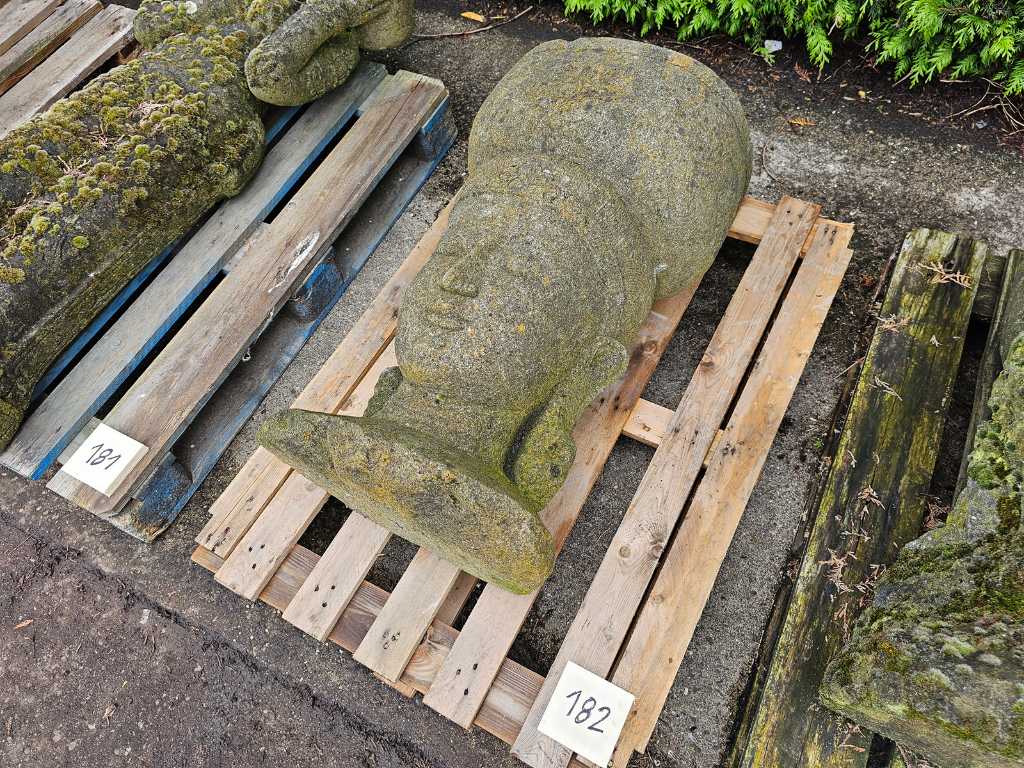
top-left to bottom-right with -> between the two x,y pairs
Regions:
0,0 -> 414,449
260,38 -> 753,594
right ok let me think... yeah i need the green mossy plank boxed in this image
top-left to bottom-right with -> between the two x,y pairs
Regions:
734,229 -> 987,768
974,249 -> 1009,322
956,250 -> 1023,496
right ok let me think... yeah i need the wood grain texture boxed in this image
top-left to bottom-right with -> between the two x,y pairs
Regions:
0,4 -> 134,137
281,511 -> 391,640
50,71 -> 446,515
0,0 -> 100,95
421,283 -> 699,730
0,0 -> 60,57
955,249 -> 1022,495
353,548 -> 462,681
733,230 -> 986,768
620,398 -> 670,447
4,68 -> 383,476
510,198 -> 823,768
197,197 -> 456,557
191,542 -> 543,746
610,226 -> 855,768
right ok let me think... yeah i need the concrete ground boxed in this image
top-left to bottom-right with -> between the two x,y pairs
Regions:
3,2 -> 1024,767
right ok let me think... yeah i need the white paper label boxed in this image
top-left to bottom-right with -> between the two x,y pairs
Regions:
537,662 -> 635,767
61,423 -> 148,496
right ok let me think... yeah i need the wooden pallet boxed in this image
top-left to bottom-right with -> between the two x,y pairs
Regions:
0,0 -> 137,137
0,60 -> 454,541
190,192 -> 854,766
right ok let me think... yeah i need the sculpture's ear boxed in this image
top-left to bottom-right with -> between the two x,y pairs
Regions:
364,366 -> 402,417
587,336 -> 629,397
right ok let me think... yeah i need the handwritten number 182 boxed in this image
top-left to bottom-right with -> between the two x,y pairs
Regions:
87,442 -> 121,470
565,690 -> 611,733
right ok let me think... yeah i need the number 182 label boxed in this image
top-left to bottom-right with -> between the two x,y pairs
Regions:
537,662 -> 635,767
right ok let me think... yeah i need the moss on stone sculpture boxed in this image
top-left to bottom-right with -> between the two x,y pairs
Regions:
258,38 -> 752,594
821,333 -> 1024,768
0,0 -> 415,450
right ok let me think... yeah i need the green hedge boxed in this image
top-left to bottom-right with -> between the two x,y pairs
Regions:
563,0 -> 1024,93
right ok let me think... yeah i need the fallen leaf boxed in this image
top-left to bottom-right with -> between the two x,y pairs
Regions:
794,62 -> 812,82
14,619 -> 32,630
460,11 -> 486,22
787,115 -> 817,128
858,89 -> 868,99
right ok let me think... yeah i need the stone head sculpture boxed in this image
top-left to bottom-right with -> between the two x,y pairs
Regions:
259,38 -> 753,593
0,0 -> 414,449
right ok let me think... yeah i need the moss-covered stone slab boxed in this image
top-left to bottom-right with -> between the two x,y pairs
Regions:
0,0 -> 416,451
258,38 -> 752,594
821,334 -> 1024,768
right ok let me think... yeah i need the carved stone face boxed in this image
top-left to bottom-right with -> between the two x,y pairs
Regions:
259,37 -> 754,594
396,191 -> 606,409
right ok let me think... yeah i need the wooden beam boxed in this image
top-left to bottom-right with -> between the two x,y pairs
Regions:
0,0 -> 61,58
0,4 -> 134,137
0,0 -> 101,95
732,229 -> 987,768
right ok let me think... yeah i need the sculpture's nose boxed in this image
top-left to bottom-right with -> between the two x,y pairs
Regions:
439,253 -> 479,297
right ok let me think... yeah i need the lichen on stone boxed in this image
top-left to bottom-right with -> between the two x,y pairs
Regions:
821,333 -> 1024,768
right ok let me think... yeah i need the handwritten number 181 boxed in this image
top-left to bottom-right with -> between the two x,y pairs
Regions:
565,690 -> 612,733
87,442 -> 121,470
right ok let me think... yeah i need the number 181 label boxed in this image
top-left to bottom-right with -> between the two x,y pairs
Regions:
537,662 -> 635,767
62,423 -> 149,497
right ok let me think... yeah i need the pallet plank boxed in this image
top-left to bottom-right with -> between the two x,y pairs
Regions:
733,229 -> 986,768
0,0 -> 101,95
609,227 -> 855,767
197,197 -> 456,557
49,70 -> 446,515
3,67 -> 384,478
620,398 -> 670,447
353,549 -> 462,681
281,511 -> 390,640
0,0 -> 61,57
193,539 -> 542,744
420,282 -> 700,729
0,4 -> 134,137
509,198 -> 823,768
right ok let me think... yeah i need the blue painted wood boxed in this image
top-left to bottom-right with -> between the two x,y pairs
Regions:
123,102 -> 455,541
14,80 -> 375,480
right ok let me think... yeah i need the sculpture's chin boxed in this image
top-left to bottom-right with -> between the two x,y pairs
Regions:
257,409 -> 556,594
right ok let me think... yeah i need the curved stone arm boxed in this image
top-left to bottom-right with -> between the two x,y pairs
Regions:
244,0 -> 391,105
512,337 -> 628,507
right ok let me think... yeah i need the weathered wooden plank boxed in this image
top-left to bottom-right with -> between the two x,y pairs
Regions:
49,71 -> 446,515
621,398 -> 670,447
0,0 -> 61,57
509,198 -> 823,768
0,4 -> 135,137
609,231 -> 855,768
955,250 -> 1022,494
197,196 -> 456,557
191,541 -> 543,746
353,549 -> 462,681
0,0 -> 100,95
972,249 -> 1008,321
281,511 -> 390,640
3,68 -> 384,478
421,281 -> 700,729
734,230 -> 986,768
